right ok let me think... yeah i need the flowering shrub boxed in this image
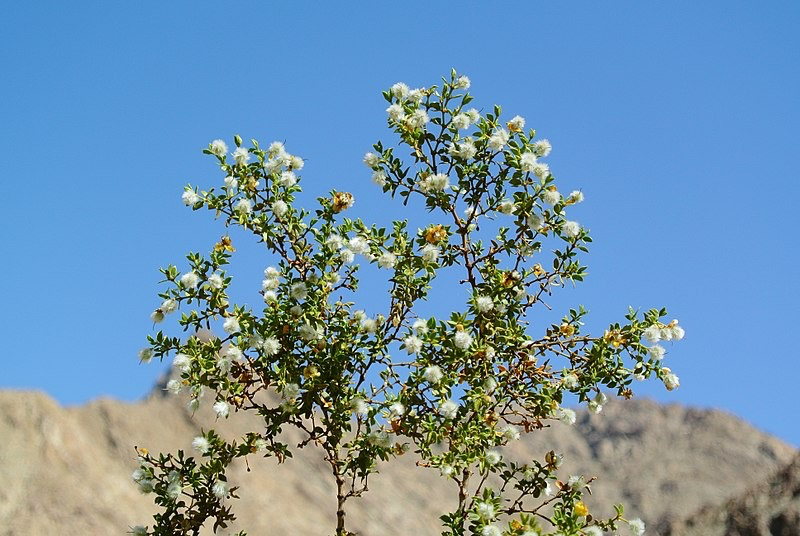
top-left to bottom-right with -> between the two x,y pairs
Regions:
133,70 -> 683,536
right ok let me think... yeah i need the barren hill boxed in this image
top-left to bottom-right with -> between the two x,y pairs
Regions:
666,452 -> 800,536
0,386 -> 794,535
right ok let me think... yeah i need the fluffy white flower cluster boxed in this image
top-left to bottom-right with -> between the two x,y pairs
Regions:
451,108 -> 480,130
488,128 -> 510,151
419,173 -> 450,193
182,188 -> 200,206
588,392 -> 608,414
448,139 -> 477,160
642,319 -> 685,343
150,296 -> 178,324
265,141 -> 304,174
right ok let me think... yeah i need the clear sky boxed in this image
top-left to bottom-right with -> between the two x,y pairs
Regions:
2,2 -> 798,446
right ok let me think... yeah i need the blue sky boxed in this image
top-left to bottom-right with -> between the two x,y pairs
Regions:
2,2 -> 798,446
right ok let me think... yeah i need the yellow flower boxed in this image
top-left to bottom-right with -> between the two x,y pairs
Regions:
424,224 -> 447,244
574,501 -> 589,517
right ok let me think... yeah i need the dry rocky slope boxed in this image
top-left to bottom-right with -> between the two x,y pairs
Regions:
666,452 -> 800,536
0,385 -> 795,536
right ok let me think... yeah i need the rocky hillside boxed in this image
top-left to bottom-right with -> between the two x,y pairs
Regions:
666,452 -> 800,536
0,387 -> 794,535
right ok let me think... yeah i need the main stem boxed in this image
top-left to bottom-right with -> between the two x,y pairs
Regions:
332,454 -> 348,535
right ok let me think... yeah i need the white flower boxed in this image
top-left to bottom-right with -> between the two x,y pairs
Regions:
520,151 -> 538,172
166,480 -> 182,500
413,318 -> 429,334
367,429 -> 392,448
386,103 -> 405,122
208,273 -> 224,289
130,525 -> 148,536
424,365 -> 443,384
465,108 -> 481,123
212,481 -> 228,499
476,501 -> 497,521
541,189 -> 561,206
421,173 -> 450,192
440,464 -> 454,477
439,399 -> 459,420
672,325 -> 686,340
349,236 -> 370,255
232,147 -> 250,166
291,155 -> 305,170
507,115 -> 526,131
372,170 -> 387,187
557,407 -> 577,425
485,450 -> 502,465
501,424 -> 521,441
588,392 -> 607,414
325,235 -> 344,250
223,175 -> 238,190
361,317 -> 377,333
488,128 -> 510,151
263,290 -> 277,303
213,400 -> 230,418
260,337 -> 280,356
299,323 -> 322,341
166,379 -> 182,395
664,372 -> 680,391
482,526 -> 502,536
282,383 -> 300,400
279,170 -> 297,187
568,190 -> 584,203
404,335 -> 423,354
180,271 -> 200,289
563,372 -> 579,389
351,397 -> 369,416
389,402 -> 405,418
223,316 -> 240,334
225,345 -> 243,361
340,248 -> 355,263
451,113 -> 471,130
408,88 -> 424,103
192,436 -> 210,454
484,377 -> 498,394
173,353 -> 191,372
182,190 -> 200,206
448,140 -> 477,160
262,276 -> 279,291
475,296 -> 494,313
187,398 -> 200,413
160,298 -> 178,314
533,139 -> 552,157
421,244 -> 439,263
209,139 -> 228,157
391,82 -> 409,100
136,479 -> 154,494
584,527 -> 603,536
454,330 -> 473,350
497,199 -> 515,215
378,252 -> 397,269
628,518 -> 646,535
642,325 -> 662,343
531,162 -> 550,179
528,213 -> 545,231
272,200 -> 288,217
562,220 -> 581,238
406,109 -> 429,129
138,348 -> 153,363
568,475 -> 586,488
234,198 -> 253,215
290,282 -> 308,300
363,152 -> 381,168
454,75 -> 470,89
150,310 -> 164,324
649,345 -> 666,360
